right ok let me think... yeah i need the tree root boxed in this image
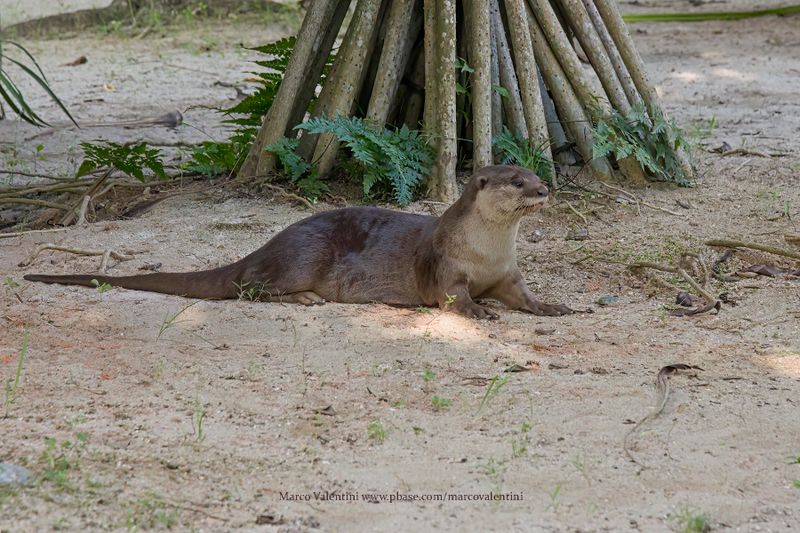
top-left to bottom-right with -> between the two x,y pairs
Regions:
18,244 -> 134,274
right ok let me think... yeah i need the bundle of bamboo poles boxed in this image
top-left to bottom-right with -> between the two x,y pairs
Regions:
238,0 -> 693,200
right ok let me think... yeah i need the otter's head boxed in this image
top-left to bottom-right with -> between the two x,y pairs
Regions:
467,165 -> 549,224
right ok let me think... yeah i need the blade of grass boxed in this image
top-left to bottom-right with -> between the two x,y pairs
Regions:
3,55 -> 78,126
0,74 -> 46,126
623,5 -> 800,23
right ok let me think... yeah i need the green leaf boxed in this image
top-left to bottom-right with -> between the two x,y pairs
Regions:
75,159 -> 96,178
492,85 -> 510,98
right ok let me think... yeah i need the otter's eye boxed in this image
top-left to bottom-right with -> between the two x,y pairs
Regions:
511,178 -> 524,188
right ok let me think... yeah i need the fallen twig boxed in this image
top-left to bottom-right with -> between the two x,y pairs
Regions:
706,239 -> 800,261
784,234 -> 800,246
259,182 -> 314,210
0,227 -> 70,239
562,200 -> 589,225
18,243 -> 134,273
596,182 -> 682,216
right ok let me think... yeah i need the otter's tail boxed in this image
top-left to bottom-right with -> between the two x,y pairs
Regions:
24,265 -> 242,299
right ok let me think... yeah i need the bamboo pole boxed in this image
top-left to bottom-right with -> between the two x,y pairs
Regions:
526,0 -> 605,115
238,0 -> 346,179
489,12 -> 503,136
525,3 -> 612,177
423,0 -> 439,136
304,0 -> 383,176
503,0 -> 553,174
592,0 -> 693,179
286,0 -> 352,135
465,0 -> 493,169
555,0 -> 630,113
366,0 -> 420,127
403,45 -> 426,128
581,0 -> 639,106
492,0 -> 528,139
428,0 -> 459,200
538,70 -> 575,167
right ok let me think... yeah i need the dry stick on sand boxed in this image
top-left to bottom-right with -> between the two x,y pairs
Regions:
598,182 -> 682,216
0,227 -> 71,239
705,239 -> 800,261
18,244 -> 134,274
624,364 -> 703,465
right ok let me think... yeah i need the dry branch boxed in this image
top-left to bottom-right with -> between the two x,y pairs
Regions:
18,244 -> 134,274
705,239 -> 800,261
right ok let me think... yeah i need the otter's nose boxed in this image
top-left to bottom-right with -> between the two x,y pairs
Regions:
536,184 -> 549,197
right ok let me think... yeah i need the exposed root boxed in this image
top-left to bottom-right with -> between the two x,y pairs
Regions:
706,238 -> 800,261
18,243 -> 134,274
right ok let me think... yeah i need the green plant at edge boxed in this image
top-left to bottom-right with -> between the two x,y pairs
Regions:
4,329 -> 28,418
296,115 -> 433,206
493,126 -> 554,185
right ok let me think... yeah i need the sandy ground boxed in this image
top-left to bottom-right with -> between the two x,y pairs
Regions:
1,9 -> 800,533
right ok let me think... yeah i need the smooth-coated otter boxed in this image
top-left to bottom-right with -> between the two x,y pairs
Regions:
24,165 -> 573,319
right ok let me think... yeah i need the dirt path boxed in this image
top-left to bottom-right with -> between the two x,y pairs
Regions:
2,13 -> 800,533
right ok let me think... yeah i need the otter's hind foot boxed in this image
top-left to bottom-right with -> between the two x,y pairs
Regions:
273,291 -> 326,306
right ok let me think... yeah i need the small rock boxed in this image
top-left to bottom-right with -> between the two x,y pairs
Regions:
534,328 -> 556,335
596,295 -> 618,306
0,463 -> 34,486
566,227 -> 589,241
675,291 -> 695,307
527,229 -> 545,243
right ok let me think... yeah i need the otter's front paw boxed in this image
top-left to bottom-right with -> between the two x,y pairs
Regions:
456,302 -> 500,320
527,301 -> 573,316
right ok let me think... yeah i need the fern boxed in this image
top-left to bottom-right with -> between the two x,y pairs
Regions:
76,141 -> 166,181
297,116 -> 433,206
591,102 -> 691,185
492,127 -> 554,184
263,138 -> 328,201
187,37 -> 334,176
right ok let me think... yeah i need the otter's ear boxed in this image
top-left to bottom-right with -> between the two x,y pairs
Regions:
477,176 -> 489,190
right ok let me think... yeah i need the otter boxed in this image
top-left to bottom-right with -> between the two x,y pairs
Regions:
24,165 -> 573,319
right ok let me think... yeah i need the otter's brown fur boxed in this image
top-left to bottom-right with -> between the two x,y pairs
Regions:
24,165 -> 572,318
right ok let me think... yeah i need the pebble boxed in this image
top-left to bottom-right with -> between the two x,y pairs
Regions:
0,463 -> 34,486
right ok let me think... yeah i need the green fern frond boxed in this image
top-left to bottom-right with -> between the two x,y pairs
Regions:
296,115 -> 433,205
